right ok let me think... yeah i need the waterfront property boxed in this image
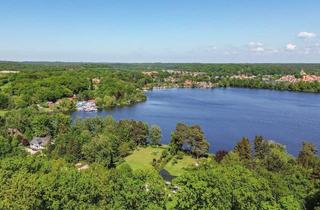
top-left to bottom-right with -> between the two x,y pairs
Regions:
122,146 -> 198,177
76,100 -> 97,112
277,69 -> 320,83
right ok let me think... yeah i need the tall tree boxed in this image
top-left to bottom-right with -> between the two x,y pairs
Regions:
170,123 -> 188,154
254,135 -> 270,159
189,125 -> 209,158
82,134 -> 119,168
170,123 -> 209,157
297,142 -> 317,168
215,150 -> 228,163
234,137 -> 252,161
117,120 -> 149,146
149,125 -> 162,145
0,93 -> 9,109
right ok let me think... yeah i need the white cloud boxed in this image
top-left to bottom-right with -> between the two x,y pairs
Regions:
286,43 -> 296,51
224,50 -> 238,55
251,47 -> 265,52
248,42 -> 265,52
249,42 -> 263,47
297,31 -> 316,39
190,45 -> 217,53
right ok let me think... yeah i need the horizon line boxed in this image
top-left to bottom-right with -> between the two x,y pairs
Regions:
1,60 -> 320,65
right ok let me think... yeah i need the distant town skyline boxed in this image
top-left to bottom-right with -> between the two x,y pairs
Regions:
1,0 -> 320,63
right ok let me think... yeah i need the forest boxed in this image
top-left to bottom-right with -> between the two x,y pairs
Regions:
0,65 -> 147,110
2,61 -> 320,74
0,62 -> 319,209
0,107 -> 319,209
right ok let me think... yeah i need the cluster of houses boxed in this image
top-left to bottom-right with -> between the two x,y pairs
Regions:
142,71 -> 159,77
152,78 -> 216,89
301,70 -> 320,82
143,70 -> 216,89
162,70 -> 208,77
183,80 -> 216,88
142,70 -> 208,77
47,95 -> 98,112
277,75 -> 299,83
277,70 -> 320,83
76,100 -> 97,112
230,74 -> 257,80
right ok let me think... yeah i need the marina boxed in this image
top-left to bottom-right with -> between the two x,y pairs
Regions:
76,100 -> 97,112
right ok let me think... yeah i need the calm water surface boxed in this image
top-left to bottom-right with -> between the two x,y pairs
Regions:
72,88 -> 320,155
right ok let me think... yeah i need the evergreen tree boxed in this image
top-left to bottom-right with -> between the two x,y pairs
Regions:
254,135 -> 270,159
234,137 -> 252,161
297,142 -> 317,168
0,93 -> 9,109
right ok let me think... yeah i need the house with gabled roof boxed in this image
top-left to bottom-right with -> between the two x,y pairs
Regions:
30,136 -> 51,151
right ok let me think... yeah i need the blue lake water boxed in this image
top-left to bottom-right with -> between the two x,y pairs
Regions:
71,88 -> 320,155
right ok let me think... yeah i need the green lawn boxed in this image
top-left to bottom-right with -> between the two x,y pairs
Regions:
123,146 -> 200,177
0,110 -> 8,116
124,146 -> 165,170
164,155 -> 198,176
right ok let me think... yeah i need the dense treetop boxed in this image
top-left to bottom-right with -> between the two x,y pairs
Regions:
1,61 -> 320,75
0,105 -> 319,209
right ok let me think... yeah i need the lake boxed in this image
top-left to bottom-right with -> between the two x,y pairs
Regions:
71,88 -> 320,155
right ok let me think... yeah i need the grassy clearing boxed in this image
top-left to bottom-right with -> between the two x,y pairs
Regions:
123,146 -> 200,177
164,155 -> 198,176
0,110 -> 8,116
124,146 -> 165,171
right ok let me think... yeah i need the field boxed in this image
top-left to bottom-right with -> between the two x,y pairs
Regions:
164,155 -> 198,176
124,146 -> 165,170
0,110 -> 7,116
123,146 -> 199,176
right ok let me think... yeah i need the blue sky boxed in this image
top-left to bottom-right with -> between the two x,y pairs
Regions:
0,0 -> 320,62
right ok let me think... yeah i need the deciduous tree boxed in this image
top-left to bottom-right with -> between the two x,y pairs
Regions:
149,125 -> 162,145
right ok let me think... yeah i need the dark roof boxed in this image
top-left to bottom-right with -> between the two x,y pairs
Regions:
159,169 -> 176,182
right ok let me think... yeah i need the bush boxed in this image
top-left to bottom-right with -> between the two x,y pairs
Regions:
172,158 -> 178,165
176,151 -> 184,160
0,93 -> 9,109
160,149 -> 169,159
